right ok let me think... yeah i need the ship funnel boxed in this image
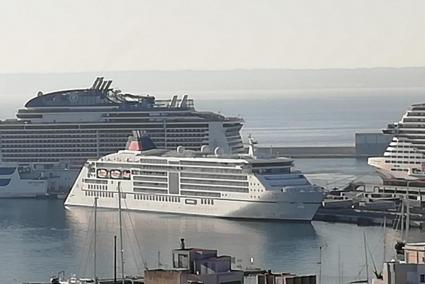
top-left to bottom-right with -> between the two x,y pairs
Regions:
99,80 -> 108,91
170,95 -> 178,108
91,77 -> 100,89
92,77 -> 104,89
126,131 -> 157,151
179,95 -> 188,108
104,80 -> 112,91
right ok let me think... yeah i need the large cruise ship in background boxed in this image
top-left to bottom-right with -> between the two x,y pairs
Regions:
65,132 -> 323,220
0,77 -> 244,195
369,102 -> 425,181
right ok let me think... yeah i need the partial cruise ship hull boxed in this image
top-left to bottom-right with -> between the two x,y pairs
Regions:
368,102 -> 425,182
65,162 -> 323,221
66,197 -> 320,221
0,164 -> 48,198
368,157 -> 417,180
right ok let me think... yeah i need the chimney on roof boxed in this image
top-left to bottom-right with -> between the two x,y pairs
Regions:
180,238 -> 185,249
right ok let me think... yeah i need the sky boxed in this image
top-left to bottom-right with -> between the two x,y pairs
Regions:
1,0 -> 425,73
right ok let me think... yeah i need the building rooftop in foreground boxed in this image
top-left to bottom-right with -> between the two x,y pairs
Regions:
144,239 -> 316,284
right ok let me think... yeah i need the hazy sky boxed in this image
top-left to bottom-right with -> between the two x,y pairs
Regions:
1,0 -> 425,73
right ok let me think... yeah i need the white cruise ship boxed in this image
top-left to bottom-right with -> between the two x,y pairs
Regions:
369,103 -> 425,181
0,77 -> 244,194
65,132 -> 323,221
0,163 -> 48,198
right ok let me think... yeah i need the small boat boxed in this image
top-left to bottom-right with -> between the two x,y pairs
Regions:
51,275 -> 94,284
322,196 -> 354,209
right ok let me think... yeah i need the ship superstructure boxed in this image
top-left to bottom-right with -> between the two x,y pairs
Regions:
65,133 -> 323,221
0,78 -> 244,193
369,103 -> 425,181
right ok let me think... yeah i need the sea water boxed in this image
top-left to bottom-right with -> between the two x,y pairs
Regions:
197,87 -> 425,146
2,199 -> 425,284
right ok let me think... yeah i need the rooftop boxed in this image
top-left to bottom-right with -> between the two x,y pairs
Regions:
23,77 -> 193,110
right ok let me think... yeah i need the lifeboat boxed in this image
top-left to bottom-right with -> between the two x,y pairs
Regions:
122,170 -> 131,180
96,169 -> 108,178
110,169 -> 122,179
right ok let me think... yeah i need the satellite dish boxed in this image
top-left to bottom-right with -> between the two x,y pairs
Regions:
177,146 -> 185,154
214,147 -> 223,157
200,145 -> 210,153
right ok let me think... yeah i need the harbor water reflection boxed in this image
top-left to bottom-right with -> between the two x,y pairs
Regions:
2,199 -> 421,284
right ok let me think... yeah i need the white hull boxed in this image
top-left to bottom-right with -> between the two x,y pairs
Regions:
368,157 -> 418,180
65,166 -> 322,221
65,195 -> 321,221
0,165 -> 48,198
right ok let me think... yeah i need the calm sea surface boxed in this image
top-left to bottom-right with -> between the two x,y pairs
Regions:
2,88 -> 425,283
2,199 -> 425,284
197,87 -> 425,146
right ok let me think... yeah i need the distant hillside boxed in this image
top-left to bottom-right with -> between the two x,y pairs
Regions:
1,67 -> 425,97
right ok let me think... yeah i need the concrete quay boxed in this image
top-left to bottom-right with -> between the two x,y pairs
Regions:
257,131 -> 393,158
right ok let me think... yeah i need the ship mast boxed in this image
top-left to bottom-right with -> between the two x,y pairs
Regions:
93,197 -> 98,284
117,181 -> 125,284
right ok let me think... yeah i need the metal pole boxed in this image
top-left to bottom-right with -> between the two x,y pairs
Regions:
400,200 -> 405,238
94,197 -> 98,284
406,182 -> 410,241
406,199 -> 410,242
383,216 -> 386,262
363,232 -> 369,284
118,182 -> 125,284
318,246 -> 322,284
114,235 -> 117,284
338,246 -> 341,284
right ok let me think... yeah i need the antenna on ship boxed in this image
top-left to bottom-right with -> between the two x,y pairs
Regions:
247,134 -> 257,158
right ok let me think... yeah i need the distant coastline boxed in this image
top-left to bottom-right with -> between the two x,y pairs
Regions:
1,67 -> 425,96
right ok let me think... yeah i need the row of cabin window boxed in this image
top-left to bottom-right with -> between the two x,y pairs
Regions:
88,184 -> 107,190
85,191 -> 114,198
200,199 -> 214,205
134,194 -> 180,203
385,160 -> 421,164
